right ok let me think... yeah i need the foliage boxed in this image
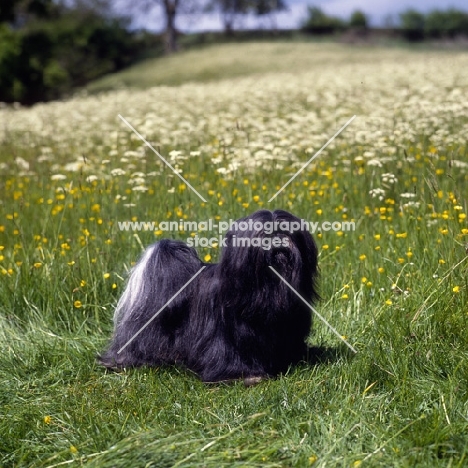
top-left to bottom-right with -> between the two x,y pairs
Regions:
399,9 -> 426,41
349,9 -> 367,30
252,0 -> 286,16
0,4 -> 145,104
400,8 -> 468,41
302,7 -> 345,35
207,0 -> 286,35
424,9 -> 468,38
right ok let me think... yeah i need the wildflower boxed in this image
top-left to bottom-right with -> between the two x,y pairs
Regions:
359,254 -> 366,261
111,168 -> 126,176
369,188 -> 385,201
453,286 -> 460,293
204,254 -> 211,262
382,173 -> 397,184
103,273 -> 110,279
74,300 -> 82,308
51,174 -> 67,181
44,416 -> 51,424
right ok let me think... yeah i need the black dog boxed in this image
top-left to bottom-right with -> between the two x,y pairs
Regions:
99,209 -> 319,383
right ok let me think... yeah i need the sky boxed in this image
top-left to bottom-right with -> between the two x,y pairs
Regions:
133,0 -> 468,32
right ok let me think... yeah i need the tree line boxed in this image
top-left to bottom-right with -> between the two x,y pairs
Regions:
301,6 -> 468,40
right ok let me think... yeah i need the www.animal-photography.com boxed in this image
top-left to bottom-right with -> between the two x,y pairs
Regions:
1,0 -> 468,466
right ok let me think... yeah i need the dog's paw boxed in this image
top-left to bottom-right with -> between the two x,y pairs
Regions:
243,376 -> 266,387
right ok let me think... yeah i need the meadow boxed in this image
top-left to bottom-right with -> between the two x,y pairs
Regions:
0,42 -> 467,467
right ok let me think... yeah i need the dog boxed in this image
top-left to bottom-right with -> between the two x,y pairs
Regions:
99,209 -> 319,384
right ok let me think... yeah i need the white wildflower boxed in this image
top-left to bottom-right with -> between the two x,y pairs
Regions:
51,174 -> 67,181
382,173 -> 397,184
369,188 -> 386,200
15,157 -> 29,171
111,168 -> 126,176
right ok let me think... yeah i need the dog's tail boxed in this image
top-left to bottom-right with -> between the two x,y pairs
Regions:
98,239 -> 202,368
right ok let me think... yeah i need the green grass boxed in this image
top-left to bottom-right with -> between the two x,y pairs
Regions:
85,42 -> 448,92
1,42 -> 468,467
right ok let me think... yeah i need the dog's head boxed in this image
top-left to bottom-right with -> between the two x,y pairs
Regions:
219,210 -> 319,300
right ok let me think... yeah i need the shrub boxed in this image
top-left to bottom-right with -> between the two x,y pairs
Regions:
302,7 -> 345,35
0,8 -> 145,104
349,10 -> 368,30
400,9 -> 425,41
425,9 -> 468,38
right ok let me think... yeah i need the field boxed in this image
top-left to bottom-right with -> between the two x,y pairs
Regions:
1,42 -> 468,467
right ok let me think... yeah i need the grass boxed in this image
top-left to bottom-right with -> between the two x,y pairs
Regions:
86,41 -> 459,93
1,41 -> 468,467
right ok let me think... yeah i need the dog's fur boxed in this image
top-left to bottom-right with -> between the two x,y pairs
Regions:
99,209 -> 319,383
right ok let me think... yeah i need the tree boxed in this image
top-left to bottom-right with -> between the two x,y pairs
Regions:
399,9 -> 425,41
118,0 -> 202,54
208,0 -> 284,36
216,0 -> 249,34
251,0 -> 286,31
0,0 -> 58,24
302,7 -> 344,35
349,10 -> 367,30
0,0 -> 142,103
162,0 -> 179,52
425,8 -> 468,38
